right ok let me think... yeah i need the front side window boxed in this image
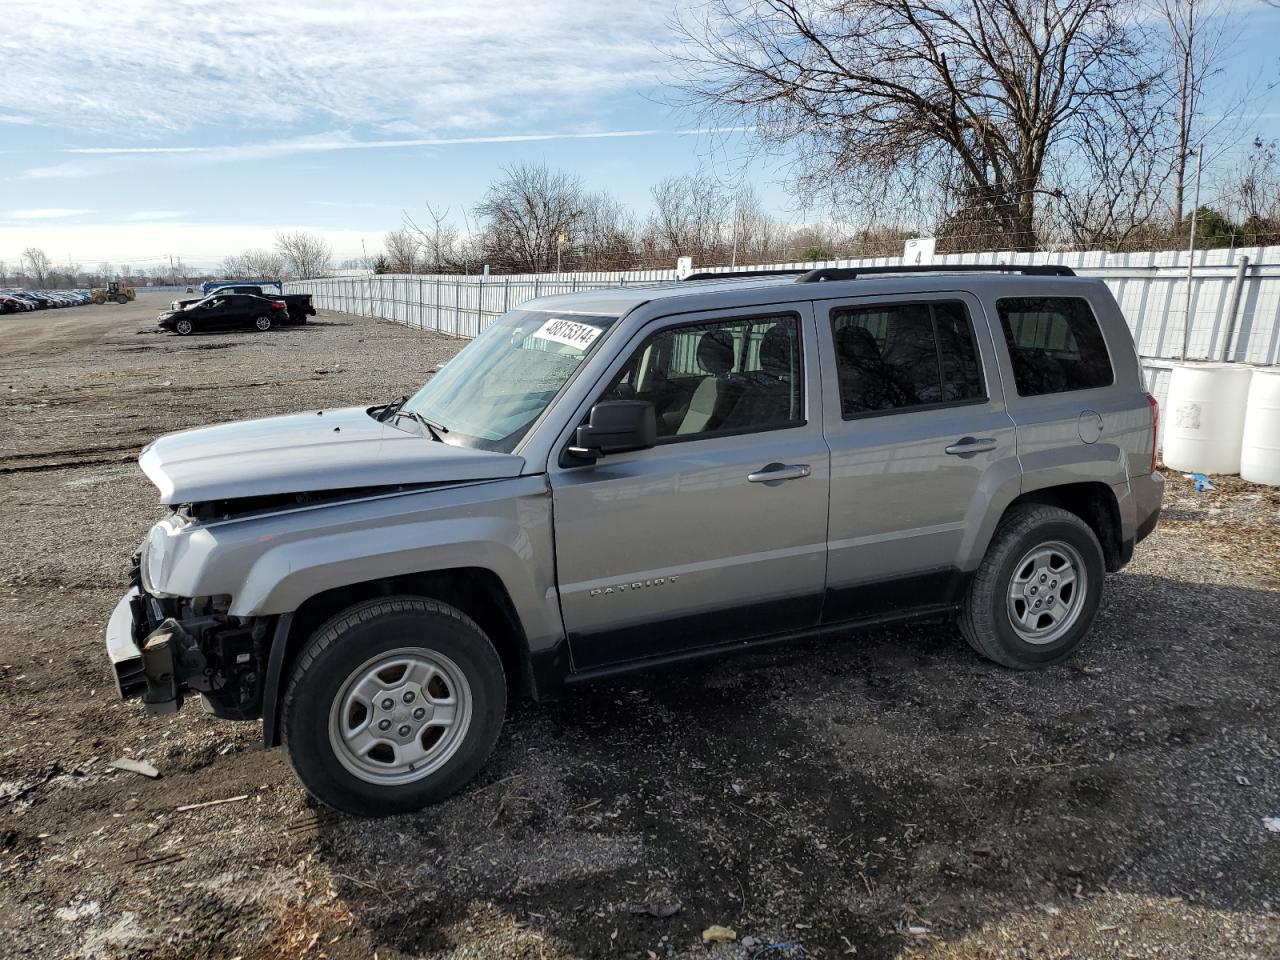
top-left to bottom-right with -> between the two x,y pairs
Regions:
602,314 -> 803,440
996,297 -> 1113,396
404,309 -> 616,452
830,300 -> 984,417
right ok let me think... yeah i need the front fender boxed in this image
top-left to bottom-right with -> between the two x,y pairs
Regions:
157,476 -> 562,654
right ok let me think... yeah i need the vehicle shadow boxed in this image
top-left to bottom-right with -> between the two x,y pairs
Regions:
314,573 -> 1280,958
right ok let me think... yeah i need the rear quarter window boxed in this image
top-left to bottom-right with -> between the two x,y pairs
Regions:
996,297 -> 1113,396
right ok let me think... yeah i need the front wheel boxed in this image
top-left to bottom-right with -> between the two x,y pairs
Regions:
959,504 -> 1105,669
174,318 -> 194,336
281,597 -> 507,816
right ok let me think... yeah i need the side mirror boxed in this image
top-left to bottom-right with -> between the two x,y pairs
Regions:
568,400 -> 656,463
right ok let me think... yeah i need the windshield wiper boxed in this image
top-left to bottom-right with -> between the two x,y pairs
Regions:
396,408 -> 449,443
376,394 -> 410,423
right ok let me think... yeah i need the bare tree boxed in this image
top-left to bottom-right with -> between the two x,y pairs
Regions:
1158,0 -> 1243,233
245,249 -> 285,278
475,162 -> 585,273
274,231 -> 332,279
1042,94 -> 1174,249
674,0 -> 1160,250
649,175 -> 731,261
403,203 -> 463,272
1222,138 -> 1280,244
221,249 -> 285,279
219,253 -> 250,277
382,228 -> 421,273
22,247 -> 51,286
576,191 -> 639,270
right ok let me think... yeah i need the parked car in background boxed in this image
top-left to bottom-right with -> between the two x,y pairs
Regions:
171,285 -> 315,324
2,293 -> 37,311
157,292 -> 290,335
0,289 -> 95,310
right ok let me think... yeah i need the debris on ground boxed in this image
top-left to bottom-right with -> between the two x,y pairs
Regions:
703,924 -> 737,943
108,757 -> 160,779
629,900 -> 682,918
175,795 -> 249,812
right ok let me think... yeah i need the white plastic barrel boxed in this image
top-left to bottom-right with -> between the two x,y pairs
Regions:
1240,368 -> 1280,486
1162,362 -> 1254,474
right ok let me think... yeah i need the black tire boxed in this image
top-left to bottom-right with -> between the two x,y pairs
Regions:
281,596 -> 507,816
253,314 -> 273,332
115,294 -> 128,304
959,504 -> 1105,669
174,318 -> 194,336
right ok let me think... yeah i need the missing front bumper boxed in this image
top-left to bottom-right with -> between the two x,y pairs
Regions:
104,589 -> 182,715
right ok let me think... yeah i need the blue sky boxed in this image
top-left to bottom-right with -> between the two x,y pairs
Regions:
1,0 -> 1277,272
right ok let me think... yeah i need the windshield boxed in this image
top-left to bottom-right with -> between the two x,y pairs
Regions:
402,308 -> 616,452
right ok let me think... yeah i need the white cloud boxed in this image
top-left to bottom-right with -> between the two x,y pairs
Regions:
22,126 -> 751,181
125,210 -> 187,221
19,160 -> 114,180
5,208 -> 94,219
0,0 -> 674,135
65,126 -> 748,157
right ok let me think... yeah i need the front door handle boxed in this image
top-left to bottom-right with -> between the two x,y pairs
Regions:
748,462 -> 811,483
944,436 -> 997,456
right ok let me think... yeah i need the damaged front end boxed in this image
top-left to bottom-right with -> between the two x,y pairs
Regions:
106,552 -> 272,719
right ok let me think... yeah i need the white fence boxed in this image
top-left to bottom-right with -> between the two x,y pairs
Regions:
286,246 -> 1280,411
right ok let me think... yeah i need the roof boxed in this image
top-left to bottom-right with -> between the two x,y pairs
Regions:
519,271 -> 1106,318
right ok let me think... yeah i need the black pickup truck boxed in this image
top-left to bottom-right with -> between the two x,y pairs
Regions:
170,285 -> 315,324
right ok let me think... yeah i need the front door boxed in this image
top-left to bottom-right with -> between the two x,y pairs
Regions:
817,292 -> 1020,622
549,306 -> 831,671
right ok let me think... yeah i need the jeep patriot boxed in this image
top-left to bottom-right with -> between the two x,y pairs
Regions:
105,264 -> 1164,815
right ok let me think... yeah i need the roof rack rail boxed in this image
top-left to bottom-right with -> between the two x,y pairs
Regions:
795,263 -> 1076,282
680,268 -> 811,282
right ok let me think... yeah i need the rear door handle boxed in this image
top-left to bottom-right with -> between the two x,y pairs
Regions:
944,437 -> 997,456
748,462 -> 811,483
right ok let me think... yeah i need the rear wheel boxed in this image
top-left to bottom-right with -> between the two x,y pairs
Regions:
959,504 -> 1104,669
281,597 -> 507,816
254,314 -> 273,332
174,318 -> 194,336
115,293 -> 128,304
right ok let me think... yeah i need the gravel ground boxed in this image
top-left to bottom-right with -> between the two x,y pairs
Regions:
1,294 -> 1277,960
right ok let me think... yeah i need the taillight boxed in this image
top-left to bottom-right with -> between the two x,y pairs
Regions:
271,300 -> 286,309
1146,392 -> 1159,472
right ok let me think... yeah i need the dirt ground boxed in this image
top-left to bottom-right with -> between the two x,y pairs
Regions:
1,293 -> 1278,960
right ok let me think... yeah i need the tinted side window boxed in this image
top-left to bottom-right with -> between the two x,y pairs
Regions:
603,314 -> 803,439
997,297 -> 1113,396
831,301 -> 984,417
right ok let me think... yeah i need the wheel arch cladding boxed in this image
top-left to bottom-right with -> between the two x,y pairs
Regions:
1005,481 -> 1123,571
260,567 -> 530,748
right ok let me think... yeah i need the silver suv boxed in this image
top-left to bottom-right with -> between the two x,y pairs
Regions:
105,265 -> 1164,815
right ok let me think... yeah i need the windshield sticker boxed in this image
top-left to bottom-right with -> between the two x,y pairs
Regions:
531,317 -> 602,350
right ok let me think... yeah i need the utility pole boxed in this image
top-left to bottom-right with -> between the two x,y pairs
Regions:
361,238 -> 368,270
730,199 -> 741,269
1182,143 -> 1204,361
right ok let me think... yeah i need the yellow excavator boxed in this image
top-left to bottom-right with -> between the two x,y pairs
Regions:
91,281 -> 136,305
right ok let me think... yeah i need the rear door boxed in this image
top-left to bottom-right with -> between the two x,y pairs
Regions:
548,304 -> 831,670
817,291 -> 1020,622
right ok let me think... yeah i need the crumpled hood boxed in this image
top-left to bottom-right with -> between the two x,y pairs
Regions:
139,406 -> 525,505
